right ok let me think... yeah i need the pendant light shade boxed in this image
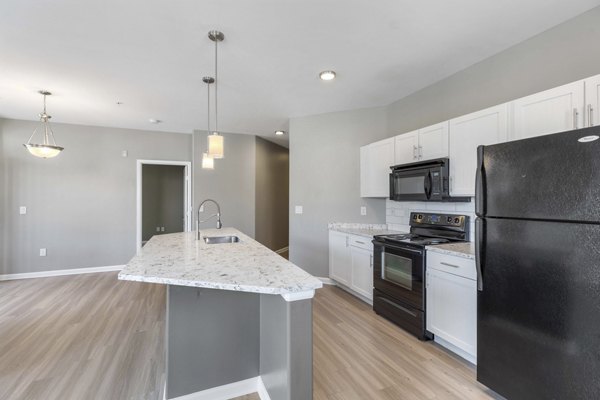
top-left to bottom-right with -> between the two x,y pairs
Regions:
23,91 -> 64,158
201,152 -> 214,169
207,30 -> 225,159
207,133 -> 224,159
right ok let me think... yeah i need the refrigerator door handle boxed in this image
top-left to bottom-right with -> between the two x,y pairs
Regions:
475,217 -> 485,291
475,145 -> 485,217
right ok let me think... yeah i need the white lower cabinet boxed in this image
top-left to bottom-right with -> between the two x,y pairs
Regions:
426,252 -> 477,364
329,230 -> 373,302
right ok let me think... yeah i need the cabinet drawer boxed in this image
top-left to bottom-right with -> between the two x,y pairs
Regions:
427,251 -> 476,280
348,235 -> 373,251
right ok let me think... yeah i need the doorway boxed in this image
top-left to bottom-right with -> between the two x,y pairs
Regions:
136,160 -> 192,252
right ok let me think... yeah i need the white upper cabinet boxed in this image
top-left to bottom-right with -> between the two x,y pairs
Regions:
360,137 -> 395,198
394,123 -> 448,165
394,130 -> 419,165
449,104 -> 508,196
585,75 -> 600,128
418,122 -> 449,161
510,80 -> 585,141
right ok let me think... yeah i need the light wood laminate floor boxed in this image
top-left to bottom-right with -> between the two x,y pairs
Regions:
0,273 -> 499,400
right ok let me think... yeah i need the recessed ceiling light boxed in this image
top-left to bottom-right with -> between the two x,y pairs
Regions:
149,118 -> 162,124
275,130 -> 285,136
116,101 -> 123,105
319,70 -> 336,81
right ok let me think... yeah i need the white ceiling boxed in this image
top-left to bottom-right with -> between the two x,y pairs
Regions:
1,0 -> 599,146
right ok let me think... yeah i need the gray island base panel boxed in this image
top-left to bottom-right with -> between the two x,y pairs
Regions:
167,286 -> 312,400
118,228 -> 321,400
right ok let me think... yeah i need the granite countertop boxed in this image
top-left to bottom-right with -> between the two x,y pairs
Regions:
328,223 -> 406,238
118,228 -> 322,297
426,242 -> 475,260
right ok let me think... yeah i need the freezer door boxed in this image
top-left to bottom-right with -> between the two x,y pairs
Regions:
476,126 -> 600,222
477,218 -> 600,400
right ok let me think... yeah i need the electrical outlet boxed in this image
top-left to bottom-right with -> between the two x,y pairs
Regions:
161,227 -> 165,232
360,206 -> 367,216
39,248 -> 47,257
19,206 -> 27,215
295,206 -> 303,215
156,227 -> 160,232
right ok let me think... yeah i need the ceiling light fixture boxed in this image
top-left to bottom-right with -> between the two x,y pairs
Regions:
275,130 -> 285,136
202,76 -> 215,170
207,30 -> 225,159
23,91 -> 64,158
319,70 -> 336,81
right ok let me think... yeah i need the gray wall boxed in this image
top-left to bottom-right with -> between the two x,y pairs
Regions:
0,118 -> 191,274
142,165 -> 185,241
193,131 -> 256,237
289,6 -> 600,277
289,107 -> 389,277
387,6 -> 600,134
255,137 -> 289,251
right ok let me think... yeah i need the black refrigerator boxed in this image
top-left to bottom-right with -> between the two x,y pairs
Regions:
475,126 -> 600,400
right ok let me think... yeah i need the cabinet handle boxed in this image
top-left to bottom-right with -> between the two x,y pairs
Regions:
345,236 -> 349,247
355,240 -> 366,245
369,254 -> 373,268
418,146 -> 423,159
574,108 -> 579,129
440,262 -> 461,269
589,104 -> 594,127
413,145 -> 417,160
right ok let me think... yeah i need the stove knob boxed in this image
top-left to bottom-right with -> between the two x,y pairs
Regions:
447,216 -> 452,223
454,217 -> 460,224
418,214 -> 423,219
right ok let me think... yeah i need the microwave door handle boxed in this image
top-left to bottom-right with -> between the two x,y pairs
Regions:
389,173 -> 394,200
424,171 -> 432,199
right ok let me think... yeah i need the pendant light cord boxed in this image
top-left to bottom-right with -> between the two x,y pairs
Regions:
214,37 -> 218,134
207,80 -> 211,134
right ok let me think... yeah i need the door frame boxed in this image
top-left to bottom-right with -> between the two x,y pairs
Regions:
136,159 -> 192,253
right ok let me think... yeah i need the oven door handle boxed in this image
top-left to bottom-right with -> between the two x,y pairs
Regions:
375,243 -> 423,255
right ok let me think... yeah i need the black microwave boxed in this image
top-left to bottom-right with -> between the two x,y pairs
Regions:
389,158 -> 470,202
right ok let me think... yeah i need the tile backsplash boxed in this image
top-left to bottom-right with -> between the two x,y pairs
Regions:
386,199 -> 476,241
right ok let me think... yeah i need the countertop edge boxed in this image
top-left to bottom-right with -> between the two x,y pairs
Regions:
425,245 -> 475,260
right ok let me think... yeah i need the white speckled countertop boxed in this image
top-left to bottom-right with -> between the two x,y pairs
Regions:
426,242 -> 475,259
328,223 -> 406,238
118,228 -> 322,297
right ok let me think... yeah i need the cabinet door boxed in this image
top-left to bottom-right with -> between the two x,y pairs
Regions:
418,122 -> 449,161
350,246 -> 373,300
449,104 -> 508,196
511,80 -> 584,140
360,138 -> 395,198
585,75 -> 600,128
394,131 -> 419,165
329,231 -> 351,286
426,268 -> 477,358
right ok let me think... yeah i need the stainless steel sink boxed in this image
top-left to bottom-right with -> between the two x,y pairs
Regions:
203,235 -> 240,244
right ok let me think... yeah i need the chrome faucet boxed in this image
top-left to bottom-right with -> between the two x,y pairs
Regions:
197,199 -> 222,239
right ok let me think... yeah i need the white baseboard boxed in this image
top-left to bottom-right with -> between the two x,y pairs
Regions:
317,277 -> 337,285
0,265 -> 125,281
275,246 -> 289,255
169,376 -> 271,400
257,377 -> 272,400
434,336 -> 477,366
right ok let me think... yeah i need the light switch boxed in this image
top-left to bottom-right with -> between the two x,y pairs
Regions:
295,206 -> 303,215
19,206 -> 27,215
121,150 -> 128,158
39,248 -> 47,257
360,206 -> 367,216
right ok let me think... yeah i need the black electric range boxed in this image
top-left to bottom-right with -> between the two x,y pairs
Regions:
372,212 -> 470,340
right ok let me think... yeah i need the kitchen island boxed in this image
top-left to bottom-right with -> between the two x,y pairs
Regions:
118,228 -> 322,400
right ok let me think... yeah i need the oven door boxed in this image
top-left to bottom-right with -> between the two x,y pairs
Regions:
390,168 -> 433,201
373,241 -> 424,310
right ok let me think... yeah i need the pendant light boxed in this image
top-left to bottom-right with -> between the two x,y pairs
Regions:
201,76 -> 215,170
207,30 -> 224,159
23,91 -> 64,158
